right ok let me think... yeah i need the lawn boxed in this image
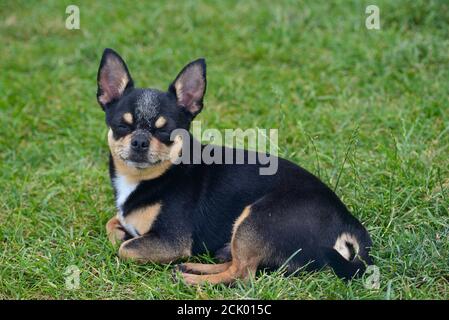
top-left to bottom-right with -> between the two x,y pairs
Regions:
0,0 -> 448,299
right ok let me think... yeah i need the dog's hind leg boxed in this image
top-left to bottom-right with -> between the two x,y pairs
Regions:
178,206 -> 265,285
175,262 -> 232,275
175,243 -> 232,275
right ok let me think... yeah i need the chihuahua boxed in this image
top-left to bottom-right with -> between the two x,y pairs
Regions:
97,48 -> 372,285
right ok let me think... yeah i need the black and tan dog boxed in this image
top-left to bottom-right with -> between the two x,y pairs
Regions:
97,48 -> 373,285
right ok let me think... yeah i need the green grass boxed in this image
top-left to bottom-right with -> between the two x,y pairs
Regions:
1,0 -> 448,299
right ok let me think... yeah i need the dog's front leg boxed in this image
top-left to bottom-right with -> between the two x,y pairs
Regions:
106,216 -> 131,246
118,233 -> 191,264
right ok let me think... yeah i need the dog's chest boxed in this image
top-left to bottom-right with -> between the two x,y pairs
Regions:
113,175 -> 139,236
114,174 -> 137,209
113,175 -> 162,238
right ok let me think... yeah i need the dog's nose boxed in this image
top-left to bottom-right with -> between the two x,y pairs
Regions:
131,135 -> 149,152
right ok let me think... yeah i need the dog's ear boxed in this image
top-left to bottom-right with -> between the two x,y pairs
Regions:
169,58 -> 206,117
97,48 -> 134,109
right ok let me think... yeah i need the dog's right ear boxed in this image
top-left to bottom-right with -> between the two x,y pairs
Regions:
97,48 -> 134,110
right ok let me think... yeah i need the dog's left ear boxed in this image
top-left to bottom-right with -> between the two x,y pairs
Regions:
169,58 -> 206,117
97,48 -> 134,110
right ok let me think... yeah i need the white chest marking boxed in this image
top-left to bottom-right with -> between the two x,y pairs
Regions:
114,174 -> 137,209
114,174 -> 139,237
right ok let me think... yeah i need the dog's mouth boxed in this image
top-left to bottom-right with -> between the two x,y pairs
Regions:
122,159 -> 161,169
116,145 -> 170,169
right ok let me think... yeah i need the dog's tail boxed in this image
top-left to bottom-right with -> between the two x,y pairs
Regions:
324,231 -> 373,280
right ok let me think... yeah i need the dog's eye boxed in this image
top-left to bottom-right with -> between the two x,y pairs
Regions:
154,130 -> 170,141
116,124 -> 131,132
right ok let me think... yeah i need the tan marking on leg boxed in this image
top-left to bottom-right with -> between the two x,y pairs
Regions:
232,206 -> 252,236
118,235 -> 192,264
231,205 -> 268,260
106,216 -> 126,246
180,260 -> 258,285
179,262 -> 232,275
124,203 -> 162,235
118,238 -> 142,260
181,266 -> 235,285
154,116 -> 167,128
123,112 -> 133,124
334,232 -> 360,261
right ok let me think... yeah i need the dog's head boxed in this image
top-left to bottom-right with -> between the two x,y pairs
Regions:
97,48 -> 206,170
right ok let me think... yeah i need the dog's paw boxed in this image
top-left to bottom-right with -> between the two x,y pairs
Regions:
108,228 -> 127,246
171,265 -> 192,282
171,267 -> 180,282
171,268 -> 200,285
173,264 -> 188,274
106,217 -> 127,246
171,264 -> 203,284
173,263 -> 203,275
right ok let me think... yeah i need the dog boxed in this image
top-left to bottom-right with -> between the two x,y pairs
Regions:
97,48 -> 373,285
